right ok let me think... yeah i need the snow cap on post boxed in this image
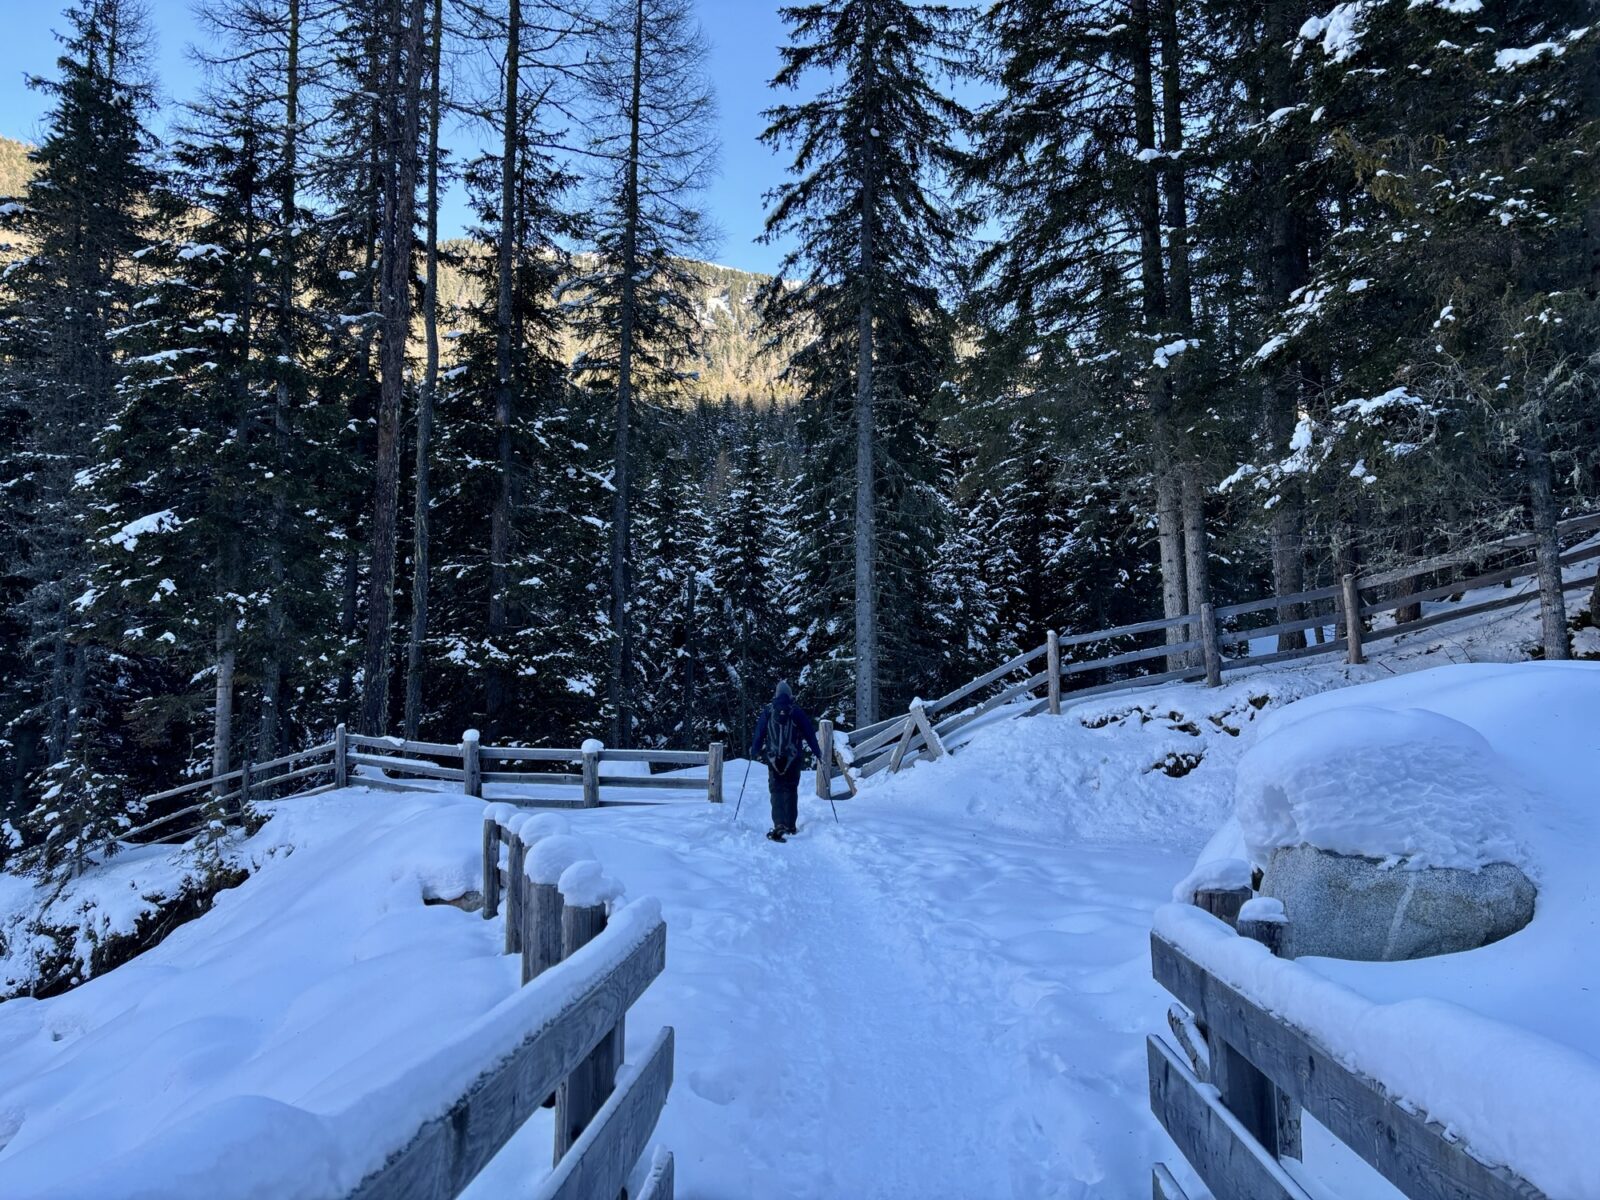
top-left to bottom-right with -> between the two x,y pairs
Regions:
580,737 -> 604,756
558,859 -> 624,910
518,812 -> 570,848
525,834 -> 595,885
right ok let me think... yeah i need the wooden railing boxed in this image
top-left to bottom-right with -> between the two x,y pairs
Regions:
1148,898 -> 1545,1200
848,512 -> 1600,779
125,729 -> 728,847
342,807 -> 674,1200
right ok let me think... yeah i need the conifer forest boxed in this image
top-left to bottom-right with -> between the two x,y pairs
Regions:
2,0 -> 1597,879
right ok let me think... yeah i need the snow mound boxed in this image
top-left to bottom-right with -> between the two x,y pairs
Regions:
1236,703 -> 1532,870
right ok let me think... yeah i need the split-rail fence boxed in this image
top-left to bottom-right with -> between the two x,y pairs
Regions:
845,511 -> 1600,779
340,807 -> 674,1200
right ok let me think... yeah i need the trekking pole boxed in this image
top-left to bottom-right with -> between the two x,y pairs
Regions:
733,758 -> 754,823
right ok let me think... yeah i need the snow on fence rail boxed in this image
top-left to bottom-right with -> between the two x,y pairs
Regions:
1146,896 -> 1548,1200
124,729 -> 727,847
847,511 -> 1600,779
343,806 -> 674,1200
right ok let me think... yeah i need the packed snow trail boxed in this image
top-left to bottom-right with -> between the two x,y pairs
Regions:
472,782 -> 1194,1199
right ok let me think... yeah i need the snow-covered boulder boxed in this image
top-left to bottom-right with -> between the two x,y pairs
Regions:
1237,702 -> 1537,961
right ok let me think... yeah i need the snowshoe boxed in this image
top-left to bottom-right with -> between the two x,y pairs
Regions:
766,829 -> 787,843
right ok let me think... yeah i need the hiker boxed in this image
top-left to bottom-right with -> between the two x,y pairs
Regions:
749,680 -> 822,842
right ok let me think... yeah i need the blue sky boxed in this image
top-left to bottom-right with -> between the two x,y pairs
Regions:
0,0 -> 798,274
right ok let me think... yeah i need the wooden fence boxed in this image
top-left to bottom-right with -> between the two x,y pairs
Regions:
125,729 -> 727,848
1148,893 -> 1545,1200
342,807 -> 674,1200
848,512 -> 1600,779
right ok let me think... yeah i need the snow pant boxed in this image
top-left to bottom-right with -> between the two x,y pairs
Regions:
768,761 -> 801,830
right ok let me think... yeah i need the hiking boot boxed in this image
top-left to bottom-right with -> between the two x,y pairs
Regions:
766,829 -> 787,843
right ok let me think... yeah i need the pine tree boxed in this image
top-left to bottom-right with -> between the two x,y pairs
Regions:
761,0 -> 969,724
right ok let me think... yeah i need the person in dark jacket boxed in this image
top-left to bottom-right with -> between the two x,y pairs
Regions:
749,680 -> 822,841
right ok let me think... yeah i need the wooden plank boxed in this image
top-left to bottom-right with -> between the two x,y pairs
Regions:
1150,934 -> 1546,1200
463,730 -> 482,799
481,817 -> 502,920
504,837 -> 526,955
346,733 -> 464,758
910,704 -> 946,761
593,774 -> 707,791
600,749 -> 709,765
846,710 -> 913,745
121,800 -> 210,842
1152,1162 -> 1191,1200
142,768 -> 246,806
581,749 -> 600,809
1341,574 -> 1365,665
481,771 -> 584,786
253,760 -> 332,790
816,720 -> 834,799
1199,605 -> 1222,688
537,1027 -> 675,1200
1359,513 -> 1600,589
1362,572 -> 1598,648
1216,611 -> 1333,649
523,880 -> 564,985
636,1150 -> 674,1200
1059,612 -> 1193,646
334,723 -> 348,789
932,670 -> 1050,741
921,642 -> 1046,717
346,753 -> 465,782
1058,664 -> 1204,704
480,746 -> 583,763
250,741 -> 336,775
852,713 -> 915,759
1061,640 -> 1201,677
885,717 -> 920,774
1047,630 -> 1062,714
345,916 -> 667,1200
556,903 -> 617,1162
1364,543 -> 1600,618
347,775 -> 438,795
1214,586 -> 1338,621
1220,637 -> 1348,673
1147,1036 -> 1311,1200
707,742 -> 723,804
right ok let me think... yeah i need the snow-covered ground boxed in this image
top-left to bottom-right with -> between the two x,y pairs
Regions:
0,576 -> 1595,1198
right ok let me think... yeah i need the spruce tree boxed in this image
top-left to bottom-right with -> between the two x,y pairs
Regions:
761,0 -> 969,724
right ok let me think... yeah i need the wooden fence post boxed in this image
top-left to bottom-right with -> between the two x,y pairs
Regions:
235,759 -> 251,820
481,816 -> 502,920
816,720 -> 834,799
504,835 -> 527,955
707,741 -> 724,804
909,701 -> 946,762
1342,573 -> 1365,666
462,728 -> 482,798
1046,630 -> 1062,715
1199,603 -> 1223,688
554,899 -> 615,1163
522,876 -> 563,985
334,722 -> 348,789
581,743 -> 601,808
1226,898 -> 1302,1162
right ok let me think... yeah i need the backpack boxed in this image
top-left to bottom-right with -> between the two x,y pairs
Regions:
766,705 -> 801,773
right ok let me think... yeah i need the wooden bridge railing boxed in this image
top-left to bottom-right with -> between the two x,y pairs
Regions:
343,807 -> 674,1200
126,730 -> 727,848
1148,897 -> 1545,1200
847,511 -> 1600,779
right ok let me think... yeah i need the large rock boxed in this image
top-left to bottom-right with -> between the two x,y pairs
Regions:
1262,844 -> 1536,962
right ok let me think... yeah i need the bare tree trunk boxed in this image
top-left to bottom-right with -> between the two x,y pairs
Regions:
853,22 -> 880,727
212,618 -> 236,790
337,543 -> 359,711
359,0 -> 428,735
1132,0 -> 1185,669
404,0 -> 443,742
608,0 -> 646,746
1524,421 -> 1570,660
486,0 -> 520,738
1181,464 -> 1210,661
259,0 -> 301,760
1392,517 -> 1422,625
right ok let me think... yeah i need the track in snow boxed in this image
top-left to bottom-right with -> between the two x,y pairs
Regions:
474,782 -> 1194,1199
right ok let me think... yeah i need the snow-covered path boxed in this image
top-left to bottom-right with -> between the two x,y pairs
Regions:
479,784 -> 1193,1199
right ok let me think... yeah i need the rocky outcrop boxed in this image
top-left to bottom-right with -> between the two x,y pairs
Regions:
1262,844 -> 1536,962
